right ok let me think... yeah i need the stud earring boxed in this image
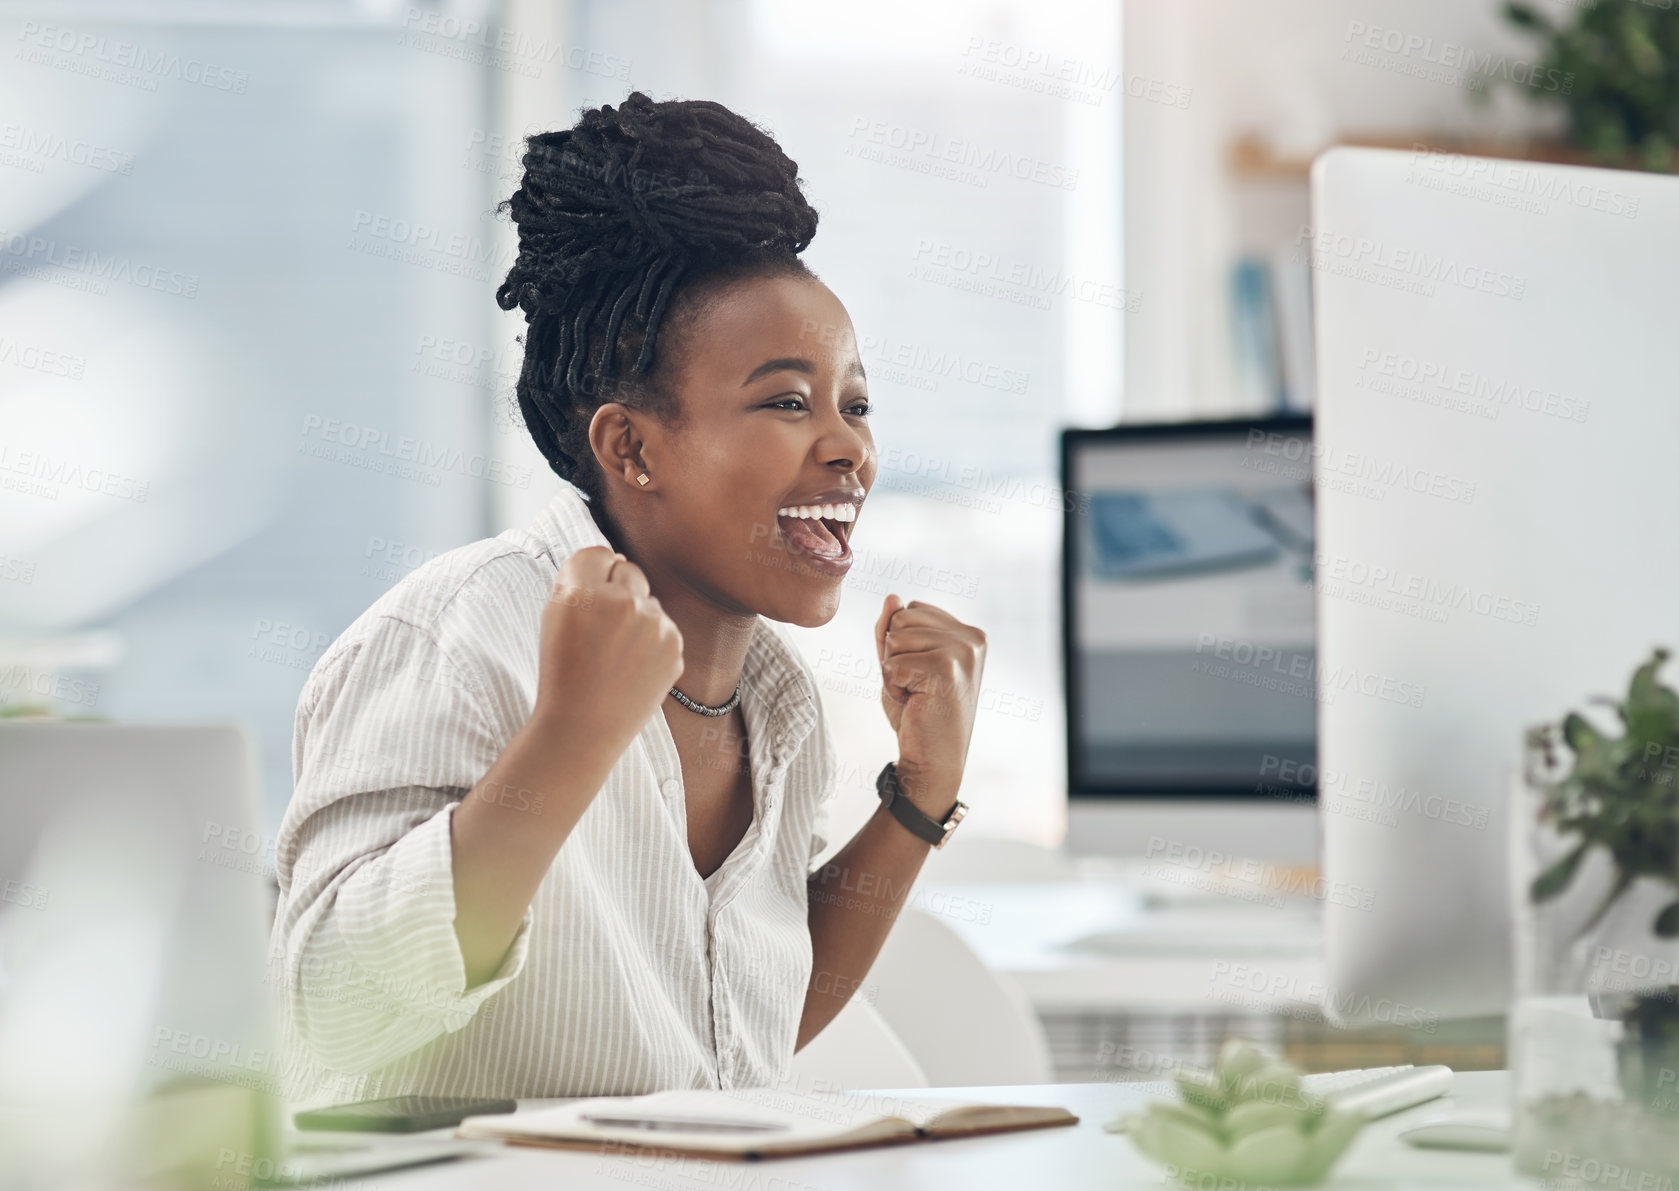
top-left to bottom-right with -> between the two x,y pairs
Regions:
636,472 -> 651,486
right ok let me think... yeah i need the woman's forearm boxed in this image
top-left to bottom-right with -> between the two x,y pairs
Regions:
798,764 -> 958,1049
450,709 -> 628,985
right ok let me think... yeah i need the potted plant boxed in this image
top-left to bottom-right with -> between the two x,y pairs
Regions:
1528,648 -> 1679,941
1500,2 -> 1679,172
1112,1041 -> 1367,1188
1512,649 -> 1679,1176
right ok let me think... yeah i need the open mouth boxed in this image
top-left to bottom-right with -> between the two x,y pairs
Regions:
775,501 -> 857,575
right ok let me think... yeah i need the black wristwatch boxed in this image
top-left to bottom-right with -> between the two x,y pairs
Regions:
876,762 -> 967,849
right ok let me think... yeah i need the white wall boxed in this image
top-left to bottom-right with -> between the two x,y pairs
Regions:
1123,0 -> 1569,420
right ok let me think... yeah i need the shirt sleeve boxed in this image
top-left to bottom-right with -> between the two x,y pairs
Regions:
270,613 -> 534,1077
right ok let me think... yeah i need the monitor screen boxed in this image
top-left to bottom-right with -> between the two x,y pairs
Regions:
1063,419 -> 1316,798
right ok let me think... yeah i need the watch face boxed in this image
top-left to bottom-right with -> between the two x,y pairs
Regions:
935,802 -> 969,848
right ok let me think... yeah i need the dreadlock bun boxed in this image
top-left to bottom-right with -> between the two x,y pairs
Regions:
496,92 -> 819,499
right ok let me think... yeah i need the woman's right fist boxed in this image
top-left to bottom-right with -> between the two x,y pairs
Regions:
533,545 -> 684,745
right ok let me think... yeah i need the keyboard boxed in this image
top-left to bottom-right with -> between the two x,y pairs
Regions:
1302,1064 -> 1454,1119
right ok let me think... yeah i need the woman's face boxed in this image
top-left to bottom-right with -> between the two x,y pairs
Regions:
626,272 -> 876,628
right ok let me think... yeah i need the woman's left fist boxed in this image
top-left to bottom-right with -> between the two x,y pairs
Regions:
873,594 -> 987,801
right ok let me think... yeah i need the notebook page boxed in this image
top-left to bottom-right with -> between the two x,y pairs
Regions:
891,1097 -> 1077,1134
458,1087 -> 916,1152
886,1096 -> 1001,1132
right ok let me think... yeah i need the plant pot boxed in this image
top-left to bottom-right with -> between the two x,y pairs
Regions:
1510,727 -> 1679,1185
1617,989 -> 1679,1112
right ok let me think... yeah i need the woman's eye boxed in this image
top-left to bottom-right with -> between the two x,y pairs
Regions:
763,397 -> 870,416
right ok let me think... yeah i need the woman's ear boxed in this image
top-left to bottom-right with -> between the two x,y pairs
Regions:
588,403 -> 653,490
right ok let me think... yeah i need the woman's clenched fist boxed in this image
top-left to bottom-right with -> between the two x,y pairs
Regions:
533,545 -> 683,749
874,594 -> 986,810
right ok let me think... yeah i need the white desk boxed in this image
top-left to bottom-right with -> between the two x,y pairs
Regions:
360,1072 -> 1528,1190
913,877 -> 1325,1015
910,877 -> 1508,1079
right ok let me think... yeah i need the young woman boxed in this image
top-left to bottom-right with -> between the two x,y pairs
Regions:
269,92 -> 987,1099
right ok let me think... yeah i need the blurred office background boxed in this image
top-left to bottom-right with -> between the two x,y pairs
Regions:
0,0 -> 1573,844
3,0 -> 1615,1080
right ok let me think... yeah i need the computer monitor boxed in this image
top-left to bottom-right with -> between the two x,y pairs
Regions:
1313,147 -> 1679,1023
0,723 -> 279,1185
1062,417 -> 1319,863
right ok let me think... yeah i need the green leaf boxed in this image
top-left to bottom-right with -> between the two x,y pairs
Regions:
1655,902 -> 1679,938
1176,1070 -> 1228,1114
1532,842 -> 1589,902
1563,711 -> 1605,754
1215,1040 -> 1269,1090
1295,1110 -> 1367,1184
1223,1100 -> 1310,1140
1642,134 -> 1676,173
1624,649 -> 1679,736
1537,648 -> 1679,940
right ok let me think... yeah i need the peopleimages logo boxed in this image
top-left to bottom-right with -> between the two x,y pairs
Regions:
1349,346 -> 1584,424
397,7 -> 630,80
0,667 -> 99,710
1146,837 -> 1375,910
1210,961 -> 1439,1032
1294,224 -> 1527,301
1341,21 -> 1573,94
0,554 -> 37,585
846,116 -> 1080,191
0,229 -> 199,298
1542,1150 -> 1674,1191
0,334 -> 85,380
909,237 -> 1139,312
298,414 -> 532,489
1316,550 -> 1541,628
1259,756 -> 1490,831
1407,146 -> 1638,221
876,447 -> 1091,515
798,318 -> 1030,396
1194,632 -> 1427,709
1244,430 -> 1477,505
0,445 -> 150,503
0,122 -> 135,175
16,21 -> 250,92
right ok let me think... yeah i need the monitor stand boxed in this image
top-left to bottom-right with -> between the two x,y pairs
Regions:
1066,799 -> 1318,866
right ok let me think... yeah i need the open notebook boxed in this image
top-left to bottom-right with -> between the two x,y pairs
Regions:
456,1087 -> 1078,1160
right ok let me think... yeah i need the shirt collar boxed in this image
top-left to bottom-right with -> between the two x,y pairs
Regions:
524,485 -> 820,764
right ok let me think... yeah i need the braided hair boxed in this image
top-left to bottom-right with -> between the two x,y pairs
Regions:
496,92 -> 820,502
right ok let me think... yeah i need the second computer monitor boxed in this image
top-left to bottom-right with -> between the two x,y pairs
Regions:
1062,418 -> 1319,860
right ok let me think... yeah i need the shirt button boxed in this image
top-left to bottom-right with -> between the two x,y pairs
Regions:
661,778 -> 680,797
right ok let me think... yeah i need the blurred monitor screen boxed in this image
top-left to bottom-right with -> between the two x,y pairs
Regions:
1062,418 -> 1316,798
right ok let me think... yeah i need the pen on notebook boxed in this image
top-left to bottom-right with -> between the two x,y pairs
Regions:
580,1113 -> 788,1134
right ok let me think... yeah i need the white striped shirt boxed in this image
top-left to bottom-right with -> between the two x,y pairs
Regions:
267,484 -> 837,1102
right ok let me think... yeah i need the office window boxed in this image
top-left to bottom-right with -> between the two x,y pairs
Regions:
0,10 -> 501,829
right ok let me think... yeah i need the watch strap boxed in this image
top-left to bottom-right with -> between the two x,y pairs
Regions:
876,762 -> 967,849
